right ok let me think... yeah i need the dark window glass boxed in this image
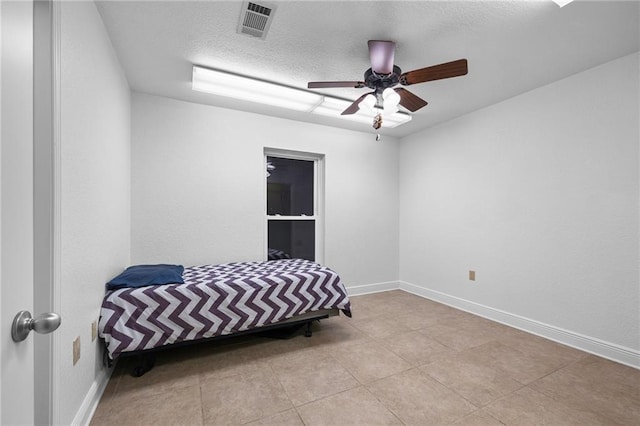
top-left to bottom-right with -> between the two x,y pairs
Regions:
266,156 -> 313,216
268,220 -> 315,261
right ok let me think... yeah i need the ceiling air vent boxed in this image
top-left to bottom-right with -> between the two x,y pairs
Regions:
237,1 -> 277,40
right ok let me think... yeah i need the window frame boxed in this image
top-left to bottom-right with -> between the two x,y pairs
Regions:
264,148 -> 325,264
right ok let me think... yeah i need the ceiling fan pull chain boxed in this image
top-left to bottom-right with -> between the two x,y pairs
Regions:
373,113 -> 383,130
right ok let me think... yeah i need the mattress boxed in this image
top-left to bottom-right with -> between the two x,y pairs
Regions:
99,258 -> 352,359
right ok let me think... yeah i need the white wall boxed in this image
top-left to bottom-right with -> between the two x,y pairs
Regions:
131,93 -> 399,289
399,53 -> 639,364
60,2 -> 130,424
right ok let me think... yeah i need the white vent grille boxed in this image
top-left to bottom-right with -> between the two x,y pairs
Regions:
237,1 -> 277,40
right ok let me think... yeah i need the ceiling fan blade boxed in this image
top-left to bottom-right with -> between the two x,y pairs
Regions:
341,92 -> 372,115
368,40 -> 396,75
400,59 -> 468,86
395,88 -> 428,112
308,81 -> 365,89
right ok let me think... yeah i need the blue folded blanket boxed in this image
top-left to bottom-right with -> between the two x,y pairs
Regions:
106,264 -> 184,290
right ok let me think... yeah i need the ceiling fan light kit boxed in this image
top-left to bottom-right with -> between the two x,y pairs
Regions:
312,96 -> 411,128
382,88 -> 401,113
358,94 -> 377,113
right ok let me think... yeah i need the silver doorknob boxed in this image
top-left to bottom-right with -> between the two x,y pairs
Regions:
11,310 -> 61,342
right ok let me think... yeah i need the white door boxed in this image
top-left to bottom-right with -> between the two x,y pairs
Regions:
0,0 -> 36,423
1,1 -> 57,424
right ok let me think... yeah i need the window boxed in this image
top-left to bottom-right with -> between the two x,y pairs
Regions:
265,150 -> 323,262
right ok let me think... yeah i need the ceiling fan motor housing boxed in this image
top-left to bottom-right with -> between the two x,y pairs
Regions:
364,65 -> 402,91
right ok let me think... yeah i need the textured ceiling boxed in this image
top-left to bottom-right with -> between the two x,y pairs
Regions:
96,0 -> 639,138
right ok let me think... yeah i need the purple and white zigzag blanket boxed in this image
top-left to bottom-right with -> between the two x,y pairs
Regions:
99,259 -> 351,359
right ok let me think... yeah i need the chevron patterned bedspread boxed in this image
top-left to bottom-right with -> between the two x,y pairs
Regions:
99,259 -> 352,359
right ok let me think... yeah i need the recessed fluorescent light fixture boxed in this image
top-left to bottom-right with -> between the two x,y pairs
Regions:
552,0 -> 574,7
192,66 -> 323,112
192,65 -> 412,128
312,96 -> 411,128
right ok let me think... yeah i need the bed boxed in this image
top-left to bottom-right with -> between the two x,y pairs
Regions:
99,258 -> 351,373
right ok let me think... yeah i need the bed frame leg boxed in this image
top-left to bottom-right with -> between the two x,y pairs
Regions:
304,321 -> 313,337
103,347 -> 113,369
131,354 -> 156,377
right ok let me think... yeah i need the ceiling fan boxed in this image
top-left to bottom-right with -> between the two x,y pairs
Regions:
307,40 -> 468,129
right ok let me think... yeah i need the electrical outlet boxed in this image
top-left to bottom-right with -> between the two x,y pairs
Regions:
469,270 -> 476,281
73,337 -> 81,366
91,321 -> 98,342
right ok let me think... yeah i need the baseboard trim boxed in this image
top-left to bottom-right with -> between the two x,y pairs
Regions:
399,281 -> 639,369
72,366 -> 112,426
346,281 -> 400,296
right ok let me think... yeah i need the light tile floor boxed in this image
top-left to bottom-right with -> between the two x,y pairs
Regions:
90,290 -> 640,425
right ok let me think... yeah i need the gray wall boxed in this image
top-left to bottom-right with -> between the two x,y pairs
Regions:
60,1 -> 131,423
131,93 -> 400,289
399,53 -> 639,358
